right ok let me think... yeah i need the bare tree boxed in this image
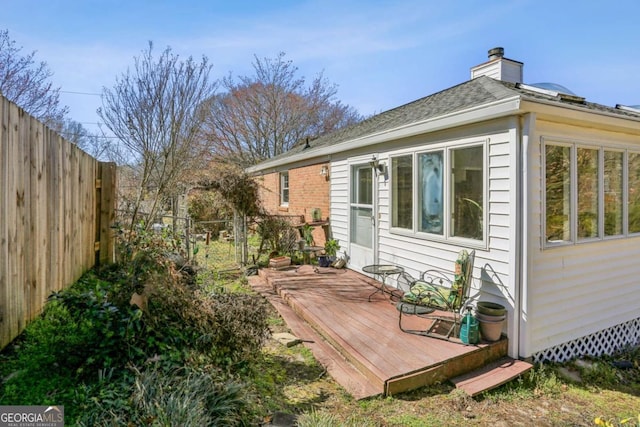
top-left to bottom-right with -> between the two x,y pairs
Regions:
60,119 -> 119,161
98,42 -> 217,232
204,52 -> 362,167
0,29 -> 68,129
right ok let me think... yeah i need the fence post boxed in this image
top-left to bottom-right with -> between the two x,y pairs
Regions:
96,162 -> 117,265
185,215 -> 191,261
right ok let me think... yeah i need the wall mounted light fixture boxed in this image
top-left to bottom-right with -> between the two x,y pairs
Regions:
320,165 -> 329,180
369,156 -> 386,176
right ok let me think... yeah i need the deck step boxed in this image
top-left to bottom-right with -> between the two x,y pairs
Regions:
450,356 -> 533,396
248,275 -> 381,400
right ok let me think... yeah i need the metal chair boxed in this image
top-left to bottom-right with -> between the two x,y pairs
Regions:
396,249 -> 476,341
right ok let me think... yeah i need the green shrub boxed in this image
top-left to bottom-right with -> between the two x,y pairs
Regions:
48,276 -> 146,375
2,229 -> 270,425
76,366 -> 251,426
131,366 -> 249,426
0,293 -> 114,422
73,369 -> 135,426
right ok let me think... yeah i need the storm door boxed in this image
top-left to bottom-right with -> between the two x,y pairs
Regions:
348,163 -> 376,269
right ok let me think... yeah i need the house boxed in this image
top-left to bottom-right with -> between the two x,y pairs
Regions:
247,48 -> 640,364
254,153 -> 331,246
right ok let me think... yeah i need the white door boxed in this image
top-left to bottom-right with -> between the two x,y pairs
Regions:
348,163 -> 376,270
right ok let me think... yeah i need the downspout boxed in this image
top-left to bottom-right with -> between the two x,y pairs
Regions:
518,113 -> 535,360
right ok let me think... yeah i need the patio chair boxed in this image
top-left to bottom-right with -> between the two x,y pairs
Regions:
396,249 -> 475,341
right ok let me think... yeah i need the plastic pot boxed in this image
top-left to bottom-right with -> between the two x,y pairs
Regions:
477,301 -> 506,316
475,312 -> 505,341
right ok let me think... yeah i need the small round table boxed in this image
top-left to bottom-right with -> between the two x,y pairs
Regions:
300,245 -> 324,264
362,264 -> 404,301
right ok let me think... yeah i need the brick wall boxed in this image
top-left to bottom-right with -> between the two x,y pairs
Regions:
255,162 -> 331,245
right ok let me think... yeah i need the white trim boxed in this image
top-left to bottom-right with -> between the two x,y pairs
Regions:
518,113 -> 536,359
520,100 -> 640,134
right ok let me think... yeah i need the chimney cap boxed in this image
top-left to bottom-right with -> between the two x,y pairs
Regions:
488,47 -> 504,60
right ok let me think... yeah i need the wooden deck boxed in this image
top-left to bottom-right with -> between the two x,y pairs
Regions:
250,265 -> 529,399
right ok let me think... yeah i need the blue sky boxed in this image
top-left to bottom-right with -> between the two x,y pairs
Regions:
2,0 -> 640,136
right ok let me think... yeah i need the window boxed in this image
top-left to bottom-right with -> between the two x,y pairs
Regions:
418,152 -> 443,234
544,141 -> 632,246
390,142 -> 485,244
577,147 -> 599,240
604,151 -> 623,236
451,146 -> 483,239
629,152 -> 640,233
280,172 -> 289,206
545,144 -> 571,242
391,155 -> 413,229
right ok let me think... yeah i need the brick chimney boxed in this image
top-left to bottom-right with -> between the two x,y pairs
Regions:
470,47 -> 523,84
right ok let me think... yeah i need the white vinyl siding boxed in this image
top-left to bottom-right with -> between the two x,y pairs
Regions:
327,116 -> 639,361
331,124 -> 516,331
329,160 -> 350,248
528,120 -> 640,356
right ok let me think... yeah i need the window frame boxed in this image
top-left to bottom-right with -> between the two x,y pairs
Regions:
389,140 -> 487,248
543,142 -> 573,246
603,149 -> 624,238
390,153 -> 414,230
543,138 -> 633,249
576,145 -> 600,242
279,171 -> 289,206
628,151 -> 640,235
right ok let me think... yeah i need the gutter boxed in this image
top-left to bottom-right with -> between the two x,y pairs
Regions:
247,96 -> 522,173
519,99 -> 640,134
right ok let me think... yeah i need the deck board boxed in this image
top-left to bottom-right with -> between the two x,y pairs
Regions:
248,275 -> 381,399
450,357 -> 533,396
254,266 -> 510,397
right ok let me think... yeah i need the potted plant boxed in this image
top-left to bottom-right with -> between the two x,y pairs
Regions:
301,223 -> 315,247
324,238 -> 340,258
318,238 -> 340,267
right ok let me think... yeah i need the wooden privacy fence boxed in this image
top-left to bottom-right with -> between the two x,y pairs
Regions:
0,95 -> 116,350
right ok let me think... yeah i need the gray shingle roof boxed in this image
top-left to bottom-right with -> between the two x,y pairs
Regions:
260,75 -> 640,165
